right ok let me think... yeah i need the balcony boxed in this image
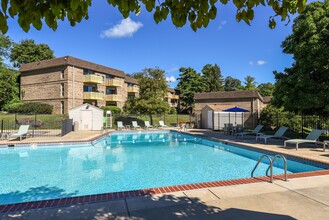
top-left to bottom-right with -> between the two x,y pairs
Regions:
165,93 -> 179,100
127,86 -> 139,93
84,75 -> 103,84
106,94 -> 122,102
105,78 -> 124,87
83,92 -> 103,100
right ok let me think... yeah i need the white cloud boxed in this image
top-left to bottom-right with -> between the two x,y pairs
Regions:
167,67 -> 179,73
257,60 -> 267,65
166,76 -> 176,82
100,18 -> 143,38
218,20 -> 227,30
249,61 -> 254,65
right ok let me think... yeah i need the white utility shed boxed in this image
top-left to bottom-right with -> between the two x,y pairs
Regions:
201,104 -> 244,130
69,103 -> 103,130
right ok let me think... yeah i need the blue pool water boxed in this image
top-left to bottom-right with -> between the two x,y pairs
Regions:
0,131 -> 325,205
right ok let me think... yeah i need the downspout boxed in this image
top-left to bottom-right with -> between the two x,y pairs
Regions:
72,66 -> 75,107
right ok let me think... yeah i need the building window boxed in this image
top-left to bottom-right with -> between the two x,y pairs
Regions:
106,74 -> 114,79
128,93 -> 135,99
84,85 -> 96,92
106,101 -> 117,106
60,83 -> 64,97
61,101 -> 64,114
83,69 -> 94,75
60,69 -> 64,79
106,87 -> 116,94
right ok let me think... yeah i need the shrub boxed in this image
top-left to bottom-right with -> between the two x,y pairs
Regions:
2,97 -> 22,111
169,108 -> 177,114
7,102 -> 53,114
101,106 -> 121,115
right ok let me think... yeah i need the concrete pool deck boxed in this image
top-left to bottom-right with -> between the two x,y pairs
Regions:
2,175 -> 329,219
1,128 -> 329,219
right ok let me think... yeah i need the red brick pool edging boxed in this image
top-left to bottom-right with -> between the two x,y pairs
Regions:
1,169 -> 329,214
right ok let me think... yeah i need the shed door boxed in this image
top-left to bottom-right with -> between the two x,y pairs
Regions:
207,110 -> 213,129
81,110 -> 93,130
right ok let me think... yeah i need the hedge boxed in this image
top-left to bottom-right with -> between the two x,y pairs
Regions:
101,106 -> 121,114
6,102 -> 53,114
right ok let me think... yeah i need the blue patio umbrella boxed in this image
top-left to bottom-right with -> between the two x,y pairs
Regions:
223,106 -> 250,126
223,106 -> 250,112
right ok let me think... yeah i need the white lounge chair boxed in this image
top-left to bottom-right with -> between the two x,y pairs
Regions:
144,121 -> 153,129
284,129 -> 324,150
159,120 -> 168,128
132,121 -> 141,130
117,121 -> 125,130
256,126 -> 288,144
236,125 -> 264,139
9,125 -> 30,141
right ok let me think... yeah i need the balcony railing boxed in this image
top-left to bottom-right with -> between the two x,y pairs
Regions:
84,75 -> 103,84
106,94 -> 122,102
83,92 -> 103,100
165,93 -> 179,100
105,78 -> 124,87
127,86 -> 139,93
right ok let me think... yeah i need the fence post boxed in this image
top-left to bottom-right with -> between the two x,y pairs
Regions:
15,113 -> 17,130
176,114 -> 178,126
1,120 -> 3,133
164,114 -> 166,124
32,112 -> 36,138
301,113 -> 304,139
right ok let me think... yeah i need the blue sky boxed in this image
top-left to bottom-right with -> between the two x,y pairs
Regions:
6,1 -> 297,88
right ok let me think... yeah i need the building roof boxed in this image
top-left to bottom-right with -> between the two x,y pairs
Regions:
124,76 -> 139,85
202,104 -> 237,111
20,56 -> 125,78
168,88 -> 175,93
194,90 -> 263,102
263,96 -> 272,103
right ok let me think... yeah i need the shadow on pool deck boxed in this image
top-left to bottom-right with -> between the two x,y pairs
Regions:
1,194 -> 296,220
0,186 -> 78,207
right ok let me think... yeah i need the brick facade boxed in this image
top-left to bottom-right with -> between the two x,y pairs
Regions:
20,56 -> 139,114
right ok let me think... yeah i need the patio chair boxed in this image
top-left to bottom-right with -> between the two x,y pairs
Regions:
8,125 -> 30,141
144,121 -> 153,129
117,121 -> 125,130
159,120 -> 168,128
236,125 -> 264,139
256,126 -> 288,144
132,121 -> 141,130
284,129 -> 324,150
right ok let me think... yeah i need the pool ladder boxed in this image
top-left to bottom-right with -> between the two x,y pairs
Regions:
251,154 -> 288,183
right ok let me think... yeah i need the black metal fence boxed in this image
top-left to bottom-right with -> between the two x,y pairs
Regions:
61,119 -> 73,136
259,113 -> 329,139
0,113 -> 68,137
109,114 -> 197,129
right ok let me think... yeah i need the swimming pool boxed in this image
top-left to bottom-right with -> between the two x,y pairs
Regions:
0,131 -> 326,205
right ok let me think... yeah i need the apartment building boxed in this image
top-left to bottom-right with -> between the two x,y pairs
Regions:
165,88 -> 179,108
19,56 -> 139,114
19,56 -> 179,114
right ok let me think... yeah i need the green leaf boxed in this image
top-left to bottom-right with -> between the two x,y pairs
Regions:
1,0 -> 8,14
70,0 -> 80,11
269,18 -> 276,29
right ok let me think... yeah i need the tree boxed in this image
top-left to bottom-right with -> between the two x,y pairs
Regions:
123,67 -> 170,116
176,67 -> 205,113
201,64 -> 224,92
257,82 -> 274,97
224,76 -> 242,91
10,39 -> 55,68
0,34 -> 12,65
272,1 -> 329,114
0,0 -> 307,33
0,66 -> 19,109
243,75 -> 257,90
